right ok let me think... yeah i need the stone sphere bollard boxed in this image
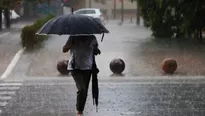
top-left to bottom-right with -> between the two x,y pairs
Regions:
110,58 -> 125,74
57,60 -> 69,75
162,58 -> 177,74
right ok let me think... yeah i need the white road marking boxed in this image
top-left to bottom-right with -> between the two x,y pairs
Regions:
0,83 -> 22,86
0,81 -> 22,114
0,91 -> 15,95
0,87 -> 20,90
0,96 -> 12,100
1,48 -> 25,79
0,32 -> 10,38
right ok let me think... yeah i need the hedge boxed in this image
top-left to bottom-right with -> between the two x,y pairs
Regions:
21,14 -> 55,50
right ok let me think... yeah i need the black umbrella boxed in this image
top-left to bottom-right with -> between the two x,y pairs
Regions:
92,56 -> 99,112
37,14 -> 105,111
36,14 -> 109,41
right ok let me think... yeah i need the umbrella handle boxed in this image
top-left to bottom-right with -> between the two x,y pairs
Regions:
71,8 -> 74,14
101,33 -> 104,42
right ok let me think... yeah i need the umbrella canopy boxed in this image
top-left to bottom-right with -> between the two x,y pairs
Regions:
36,14 -> 109,35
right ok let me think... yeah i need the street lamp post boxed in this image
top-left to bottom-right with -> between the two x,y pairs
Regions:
4,8 -> 10,28
113,0 -> 116,19
71,7 -> 74,14
136,1 -> 140,25
0,7 -> 2,31
89,0 -> 92,8
121,0 -> 124,23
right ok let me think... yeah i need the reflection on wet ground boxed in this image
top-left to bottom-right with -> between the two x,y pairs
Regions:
140,38 -> 205,76
10,22 -> 205,77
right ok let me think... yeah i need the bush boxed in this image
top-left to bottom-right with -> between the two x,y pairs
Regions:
33,14 -> 55,29
21,25 -> 38,49
136,0 -> 205,41
21,14 -> 55,50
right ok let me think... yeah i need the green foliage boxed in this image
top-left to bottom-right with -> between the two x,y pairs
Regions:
134,0 -> 205,40
0,0 -> 16,8
21,14 -> 55,50
21,25 -> 38,49
33,14 -> 55,29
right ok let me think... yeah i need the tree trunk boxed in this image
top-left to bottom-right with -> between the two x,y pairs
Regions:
47,0 -> 51,5
196,30 -> 203,43
113,0 -> 116,19
121,0 -> 124,23
199,30 -> 203,43
0,8 -> 2,31
4,8 -> 10,29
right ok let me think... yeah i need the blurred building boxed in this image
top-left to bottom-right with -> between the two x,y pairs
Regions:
21,0 -> 63,19
62,0 -> 137,20
19,0 -> 137,20
84,0 -> 137,20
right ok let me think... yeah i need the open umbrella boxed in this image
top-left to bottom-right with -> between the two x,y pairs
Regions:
36,14 -> 107,112
36,14 -> 109,41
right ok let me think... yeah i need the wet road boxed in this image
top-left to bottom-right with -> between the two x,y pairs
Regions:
0,21 -> 29,76
1,20 -> 205,116
10,21 -> 153,78
1,78 -> 205,116
9,20 -> 205,78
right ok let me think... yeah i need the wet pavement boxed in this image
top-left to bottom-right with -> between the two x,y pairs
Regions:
0,78 -> 205,116
9,20 -> 205,78
1,20 -> 205,116
0,21 -> 32,76
10,21 -> 153,78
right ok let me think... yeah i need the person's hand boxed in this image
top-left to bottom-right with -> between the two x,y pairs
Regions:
94,48 -> 101,55
63,43 -> 72,53
63,37 -> 73,53
98,49 -> 101,55
62,46 -> 69,53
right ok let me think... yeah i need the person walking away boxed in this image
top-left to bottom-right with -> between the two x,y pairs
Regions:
62,35 -> 100,116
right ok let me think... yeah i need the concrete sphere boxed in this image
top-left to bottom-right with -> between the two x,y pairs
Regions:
110,58 -> 125,74
57,60 -> 69,75
162,58 -> 177,74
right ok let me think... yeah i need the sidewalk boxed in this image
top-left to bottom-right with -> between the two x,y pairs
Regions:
0,77 -> 205,116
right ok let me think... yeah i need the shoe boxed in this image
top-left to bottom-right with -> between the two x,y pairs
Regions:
76,111 -> 83,116
76,113 -> 83,116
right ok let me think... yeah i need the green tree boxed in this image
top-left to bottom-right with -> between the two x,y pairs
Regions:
132,0 -> 205,43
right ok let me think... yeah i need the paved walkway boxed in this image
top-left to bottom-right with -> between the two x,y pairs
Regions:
0,77 -> 205,116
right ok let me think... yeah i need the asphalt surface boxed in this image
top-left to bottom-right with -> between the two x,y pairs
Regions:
0,78 -> 205,116
9,21 -> 154,78
0,21 -> 31,76
2,20 -> 205,116
8,20 -> 205,78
